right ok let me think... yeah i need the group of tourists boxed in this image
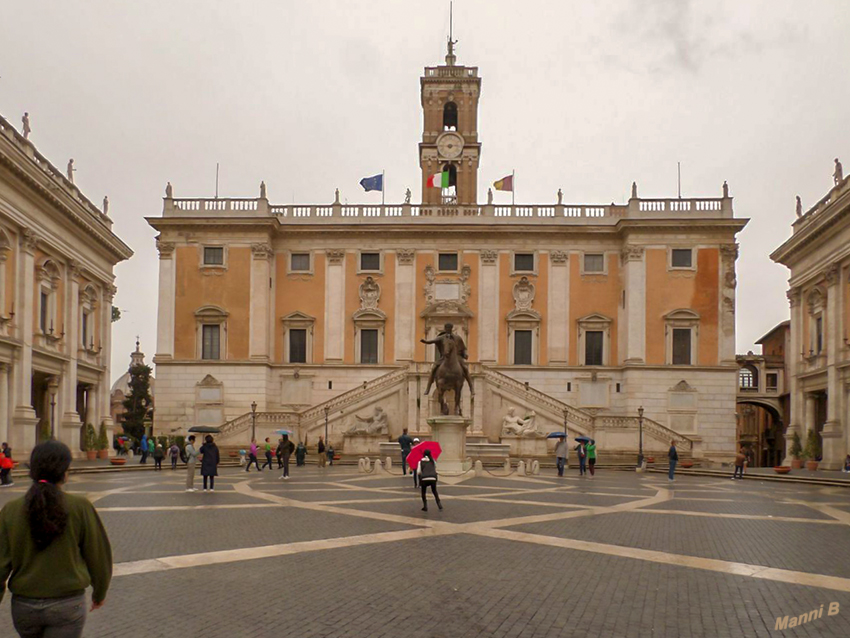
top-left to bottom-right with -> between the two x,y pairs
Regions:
573,439 -> 597,477
244,436 -> 312,477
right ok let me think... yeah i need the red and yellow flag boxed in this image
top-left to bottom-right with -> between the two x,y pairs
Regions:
493,174 -> 513,192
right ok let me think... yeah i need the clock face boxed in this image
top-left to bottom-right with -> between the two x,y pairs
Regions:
437,132 -> 464,159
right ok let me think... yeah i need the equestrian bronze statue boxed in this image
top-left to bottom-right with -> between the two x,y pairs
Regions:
421,323 -> 474,416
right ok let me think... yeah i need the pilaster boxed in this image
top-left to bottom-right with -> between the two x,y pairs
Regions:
249,243 -> 273,360
478,250 -> 499,363
61,260 -> 82,427
621,246 -> 646,364
821,263 -> 844,468
784,287 -> 803,462
155,239 -> 175,360
719,244 -> 738,364
547,251 -> 569,363
394,250 -> 416,361
325,249 -> 346,362
14,229 -> 37,420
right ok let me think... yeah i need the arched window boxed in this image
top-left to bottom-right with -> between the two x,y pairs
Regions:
738,366 -> 757,391
443,101 -> 458,130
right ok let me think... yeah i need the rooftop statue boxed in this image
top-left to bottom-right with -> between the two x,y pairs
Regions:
795,195 -> 802,218
835,158 -> 844,185
22,112 -> 31,140
631,181 -> 637,199
487,188 -> 493,205
103,195 -> 109,215
421,322 -> 474,415
557,188 -> 563,205
165,182 -> 173,198
722,181 -> 729,198
334,188 -> 340,204
405,188 -> 411,204
260,181 -> 267,199
67,159 -> 75,184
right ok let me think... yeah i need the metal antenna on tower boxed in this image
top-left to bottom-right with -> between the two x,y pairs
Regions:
446,1 -> 457,65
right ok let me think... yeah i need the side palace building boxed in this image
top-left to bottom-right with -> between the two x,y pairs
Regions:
149,46 -> 747,464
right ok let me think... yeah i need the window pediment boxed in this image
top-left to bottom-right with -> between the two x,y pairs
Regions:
664,309 -> 700,322
578,313 -> 613,326
506,309 -> 541,323
281,311 -> 315,325
194,305 -> 229,319
353,308 -> 387,323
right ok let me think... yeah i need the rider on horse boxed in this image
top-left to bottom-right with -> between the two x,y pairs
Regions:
421,323 -> 474,397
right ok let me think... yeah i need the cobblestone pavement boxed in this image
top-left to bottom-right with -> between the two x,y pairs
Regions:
2,466 -> 850,637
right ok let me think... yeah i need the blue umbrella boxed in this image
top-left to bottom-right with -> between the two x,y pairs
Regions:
547,432 -> 567,439
274,429 -> 293,436
574,436 -> 593,443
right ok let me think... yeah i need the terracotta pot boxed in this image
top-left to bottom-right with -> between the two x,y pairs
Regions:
86,450 -> 97,461
680,461 -> 694,468
97,450 -> 109,460
773,466 -> 791,474
109,458 -> 126,466
229,451 -> 239,458
790,459 -> 803,469
805,460 -> 819,471
646,457 -> 655,464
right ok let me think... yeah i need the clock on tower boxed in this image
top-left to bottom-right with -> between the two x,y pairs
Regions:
419,39 -> 482,206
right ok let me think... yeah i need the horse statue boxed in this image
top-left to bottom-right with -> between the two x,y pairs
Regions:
422,325 -> 473,416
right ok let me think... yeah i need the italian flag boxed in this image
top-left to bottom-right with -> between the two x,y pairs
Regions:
427,171 -> 450,188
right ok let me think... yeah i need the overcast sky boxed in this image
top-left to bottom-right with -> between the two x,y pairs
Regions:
2,1 -> 849,383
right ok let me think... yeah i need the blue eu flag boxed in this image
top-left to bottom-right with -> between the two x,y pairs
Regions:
359,173 -> 383,192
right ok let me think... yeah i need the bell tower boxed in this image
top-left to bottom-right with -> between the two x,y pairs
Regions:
419,37 -> 482,206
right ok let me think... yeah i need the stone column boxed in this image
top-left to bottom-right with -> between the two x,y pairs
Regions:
784,287 -> 803,462
547,251 -> 570,363
719,244 -> 738,364
805,393 -> 817,437
0,363 -> 9,444
98,285 -> 115,451
325,250 -> 346,362
13,229 -> 38,422
155,240 -> 175,359
621,246 -> 646,363
249,243 -> 272,360
821,263 -> 843,468
61,260 -> 82,428
394,250 -> 416,361
478,250 -> 499,363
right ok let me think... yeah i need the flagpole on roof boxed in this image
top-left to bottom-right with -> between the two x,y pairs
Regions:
382,170 -> 385,206
512,169 -> 515,206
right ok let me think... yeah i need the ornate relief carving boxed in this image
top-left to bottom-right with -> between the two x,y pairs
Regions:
724,269 -> 737,290
786,288 -> 801,307
67,259 -> 82,282
807,287 -> 825,312
620,246 -> 644,262
480,249 -> 498,264
326,249 -> 346,264
513,276 -> 535,311
720,243 -> 739,264
104,284 -> 117,302
550,250 -> 568,265
359,276 -> 381,310
723,296 -> 735,315
156,238 -> 175,258
20,228 -> 39,253
824,263 -> 840,286
251,243 -> 273,260
396,249 -> 415,265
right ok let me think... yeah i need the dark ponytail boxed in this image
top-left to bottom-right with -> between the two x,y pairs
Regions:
25,440 -> 72,551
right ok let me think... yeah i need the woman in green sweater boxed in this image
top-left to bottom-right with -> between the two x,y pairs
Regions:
0,440 -> 112,637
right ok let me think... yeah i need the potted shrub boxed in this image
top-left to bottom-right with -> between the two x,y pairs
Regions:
789,431 -> 803,469
84,424 -> 97,461
646,457 -> 655,464
680,460 -> 694,468
803,429 -> 821,471
773,466 -> 791,474
110,457 -> 126,466
97,423 -> 110,459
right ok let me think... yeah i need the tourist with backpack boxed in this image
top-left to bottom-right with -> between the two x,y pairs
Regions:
417,450 -> 442,512
169,442 -> 180,470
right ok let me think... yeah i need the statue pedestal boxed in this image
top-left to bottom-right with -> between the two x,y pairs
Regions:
501,434 -> 550,457
343,433 -> 385,455
427,416 -> 471,474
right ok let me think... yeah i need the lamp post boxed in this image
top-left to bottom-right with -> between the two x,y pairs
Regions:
250,400 -> 257,441
324,405 -> 330,446
47,376 -> 59,440
637,405 -> 645,467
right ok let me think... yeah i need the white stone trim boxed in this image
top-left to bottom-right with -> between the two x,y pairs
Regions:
510,251 -> 537,276
281,311 -> 315,364
577,313 -> 612,366
664,309 -> 700,366
580,251 -> 608,276
194,305 -> 228,360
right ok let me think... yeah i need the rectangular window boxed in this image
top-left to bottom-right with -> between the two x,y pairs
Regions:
288,329 -> 307,363
360,329 -> 379,364
584,254 -> 604,273
360,252 -> 380,271
438,253 -> 459,271
514,253 -> 535,272
290,253 -> 310,272
514,330 -> 533,365
585,331 -> 603,365
672,328 -> 692,365
671,249 -> 693,268
766,373 -> 778,391
203,247 -> 224,265
816,317 -> 823,353
201,324 -> 221,360
40,291 -> 49,333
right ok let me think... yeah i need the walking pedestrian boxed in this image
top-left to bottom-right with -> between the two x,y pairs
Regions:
0,449 -> 13,487
184,435 -> 199,492
732,447 -> 746,480
668,440 -> 678,482
417,450 -> 442,512
398,428 -> 413,475
587,439 -> 597,478
169,442 -> 179,470
139,434 -> 148,464
261,438 -> 274,470
199,435 -> 220,492
555,437 -> 568,477
278,436 -> 293,480
245,439 -> 261,472
411,438 -> 420,487
326,444 -> 335,466
276,439 -> 284,469
1,442 -> 11,461
0,440 -> 112,638
295,441 -> 306,466
147,437 -> 155,462
317,437 -> 326,468
153,444 -> 164,471
575,441 -> 587,476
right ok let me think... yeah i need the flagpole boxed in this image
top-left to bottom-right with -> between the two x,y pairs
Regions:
382,170 -> 385,206
512,169 -> 515,206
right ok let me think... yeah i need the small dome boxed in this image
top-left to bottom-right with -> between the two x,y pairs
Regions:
111,340 -> 155,397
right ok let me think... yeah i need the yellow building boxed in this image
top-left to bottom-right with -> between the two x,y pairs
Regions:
0,115 -> 133,457
149,45 -> 747,463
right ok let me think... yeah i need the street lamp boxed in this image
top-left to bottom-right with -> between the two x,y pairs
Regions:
637,405 -> 645,467
324,405 -> 330,446
47,376 -> 59,439
250,400 -> 257,441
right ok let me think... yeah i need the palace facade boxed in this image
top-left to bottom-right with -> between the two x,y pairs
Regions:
149,46 -> 747,463
771,165 -> 850,469
0,114 -> 133,458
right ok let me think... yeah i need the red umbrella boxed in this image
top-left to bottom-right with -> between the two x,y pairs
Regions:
407,441 -> 442,471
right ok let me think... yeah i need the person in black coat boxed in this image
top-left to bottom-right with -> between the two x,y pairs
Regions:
417,450 -> 442,512
199,435 -> 220,492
